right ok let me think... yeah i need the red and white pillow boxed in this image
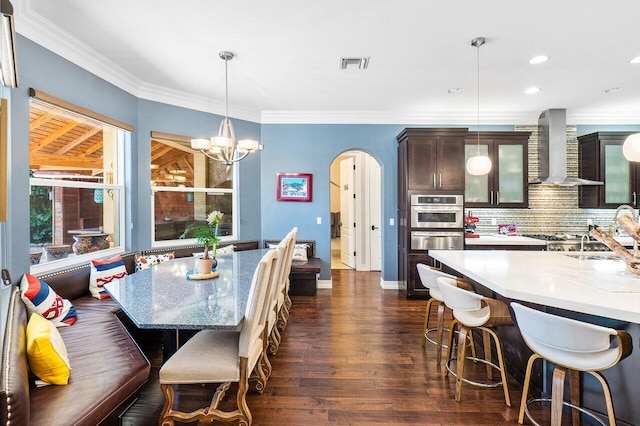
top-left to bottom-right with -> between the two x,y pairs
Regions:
89,255 -> 128,299
20,274 -> 77,327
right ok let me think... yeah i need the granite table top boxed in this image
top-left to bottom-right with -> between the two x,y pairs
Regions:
105,249 -> 270,330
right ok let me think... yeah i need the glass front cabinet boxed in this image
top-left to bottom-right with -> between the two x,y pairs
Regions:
578,132 -> 637,208
464,131 -> 530,208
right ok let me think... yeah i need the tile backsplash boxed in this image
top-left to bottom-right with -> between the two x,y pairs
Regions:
466,125 -> 624,236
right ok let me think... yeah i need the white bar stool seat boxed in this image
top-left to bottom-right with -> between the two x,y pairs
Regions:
511,302 -> 633,426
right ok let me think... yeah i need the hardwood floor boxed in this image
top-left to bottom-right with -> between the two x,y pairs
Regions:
120,269 -> 524,425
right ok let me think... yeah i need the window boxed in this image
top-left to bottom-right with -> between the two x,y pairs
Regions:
28,90 -> 130,272
151,132 -> 236,246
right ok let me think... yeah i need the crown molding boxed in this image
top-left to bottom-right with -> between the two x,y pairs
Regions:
260,110 -> 540,125
14,0 -> 262,123
567,111 -> 640,125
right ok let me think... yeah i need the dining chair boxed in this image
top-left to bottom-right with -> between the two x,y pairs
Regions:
278,226 -> 298,329
158,248 -> 278,426
270,227 -> 297,355
511,302 -> 633,426
254,233 -> 291,389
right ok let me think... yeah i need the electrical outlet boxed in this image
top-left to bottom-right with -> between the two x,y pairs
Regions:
491,218 -> 497,225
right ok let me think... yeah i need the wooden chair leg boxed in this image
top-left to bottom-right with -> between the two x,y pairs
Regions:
455,326 -> 469,402
569,369 -> 581,426
159,384 -> 175,426
588,371 -> 618,426
482,329 -> 493,380
435,303 -> 446,363
445,319 -> 458,377
518,354 -> 542,424
422,298 -> 435,347
551,366 -> 567,426
486,327 -> 510,407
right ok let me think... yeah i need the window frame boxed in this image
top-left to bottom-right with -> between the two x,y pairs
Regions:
28,92 -> 130,273
150,133 -> 239,248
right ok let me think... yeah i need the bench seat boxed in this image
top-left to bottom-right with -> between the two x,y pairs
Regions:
263,239 -> 320,296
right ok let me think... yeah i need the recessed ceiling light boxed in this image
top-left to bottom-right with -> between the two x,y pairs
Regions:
630,57 -> 640,64
529,55 -> 549,64
524,87 -> 541,95
447,88 -> 461,94
603,87 -> 622,94
340,57 -> 369,70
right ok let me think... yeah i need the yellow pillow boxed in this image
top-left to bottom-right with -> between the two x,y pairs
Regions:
26,313 -> 71,385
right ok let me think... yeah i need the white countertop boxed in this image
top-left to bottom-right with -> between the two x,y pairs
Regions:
429,250 -> 640,323
464,235 -> 547,246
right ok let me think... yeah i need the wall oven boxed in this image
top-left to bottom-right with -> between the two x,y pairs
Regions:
411,231 -> 464,250
410,194 -> 464,229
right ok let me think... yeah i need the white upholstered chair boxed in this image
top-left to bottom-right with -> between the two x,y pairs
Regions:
438,276 -> 513,407
416,263 -> 473,364
511,302 -> 633,426
158,248 -> 278,426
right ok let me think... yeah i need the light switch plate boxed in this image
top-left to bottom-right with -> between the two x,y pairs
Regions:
390,218 -> 395,226
316,217 -> 322,224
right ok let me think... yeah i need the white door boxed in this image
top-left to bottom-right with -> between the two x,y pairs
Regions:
369,160 -> 382,271
340,157 -> 356,268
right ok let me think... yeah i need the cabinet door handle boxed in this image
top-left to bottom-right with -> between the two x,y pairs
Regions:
496,191 -> 500,205
438,173 -> 442,188
634,192 -> 637,207
433,173 -> 436,187
490,191 -> 493,205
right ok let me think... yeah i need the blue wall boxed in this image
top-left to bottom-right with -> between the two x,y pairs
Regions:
5,36 -> 261,276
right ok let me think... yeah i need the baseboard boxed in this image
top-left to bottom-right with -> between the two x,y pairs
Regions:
317,279 -> 332,289
380,278 -> 401,290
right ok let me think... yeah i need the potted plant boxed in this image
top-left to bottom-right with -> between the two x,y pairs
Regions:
180,210 -> 223,273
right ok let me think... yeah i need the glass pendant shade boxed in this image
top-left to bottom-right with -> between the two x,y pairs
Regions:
466,155 -> 492,175
191,138 -> 211,150
623,133 -> 640,162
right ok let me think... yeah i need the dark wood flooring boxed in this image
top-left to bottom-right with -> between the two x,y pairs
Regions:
120,269 -> 526,425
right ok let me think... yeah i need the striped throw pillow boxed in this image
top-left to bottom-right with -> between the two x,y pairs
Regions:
89,255 -> 128,299
20,274 -> 77,327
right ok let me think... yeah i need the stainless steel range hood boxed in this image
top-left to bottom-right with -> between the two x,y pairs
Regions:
529,108 -> 603,186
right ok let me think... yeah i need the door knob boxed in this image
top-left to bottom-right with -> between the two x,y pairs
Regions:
371,225 -> 379,230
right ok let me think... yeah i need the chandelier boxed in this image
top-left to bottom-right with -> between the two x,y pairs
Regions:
191,51 -> 262,165
466,37 -> 492,176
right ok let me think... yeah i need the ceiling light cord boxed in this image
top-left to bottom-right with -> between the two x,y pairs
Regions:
190,51 -> 262,165
476,37 -> 480,154
466,37 -> 492,176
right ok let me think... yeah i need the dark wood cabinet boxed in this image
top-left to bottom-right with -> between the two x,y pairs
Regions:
397,128 -> 466,297
578,132 -> 637,208
464,131 -> 530,208
399,128 -> 467,193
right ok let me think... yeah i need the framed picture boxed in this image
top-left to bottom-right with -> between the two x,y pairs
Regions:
276,173 -> 312,202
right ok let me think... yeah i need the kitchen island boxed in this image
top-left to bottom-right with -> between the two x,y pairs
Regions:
430,249 -> 640,425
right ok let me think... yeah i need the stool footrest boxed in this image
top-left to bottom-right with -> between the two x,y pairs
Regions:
446,357 -> 505,388
524,398 -> 607,426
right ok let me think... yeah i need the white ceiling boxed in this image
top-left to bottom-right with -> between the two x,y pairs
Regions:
14,0 -> 640,124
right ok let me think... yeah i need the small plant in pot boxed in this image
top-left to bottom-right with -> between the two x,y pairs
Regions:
180,211 -> 223,273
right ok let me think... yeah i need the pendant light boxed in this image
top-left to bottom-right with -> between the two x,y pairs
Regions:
466,37 -> 492,176
623,133 -> 640,162
191,51 -> 262,165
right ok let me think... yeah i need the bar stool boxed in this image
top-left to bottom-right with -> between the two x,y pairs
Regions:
416,264 -> 473,364
437,276 -> 513,406
511,303 -> 633,426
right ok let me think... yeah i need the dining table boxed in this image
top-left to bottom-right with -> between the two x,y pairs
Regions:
104,248 -> 270,355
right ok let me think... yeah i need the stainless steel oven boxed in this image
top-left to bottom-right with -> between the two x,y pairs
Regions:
410,194 -> 464,229
411,231 -> 464,250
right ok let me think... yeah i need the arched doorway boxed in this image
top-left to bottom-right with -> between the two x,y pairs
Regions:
329,151 -> 382,271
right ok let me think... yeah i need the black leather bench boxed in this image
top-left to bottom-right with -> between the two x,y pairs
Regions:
263,239 -> 321,296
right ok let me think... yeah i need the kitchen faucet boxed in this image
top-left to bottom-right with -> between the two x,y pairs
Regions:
613,204 -> 639,255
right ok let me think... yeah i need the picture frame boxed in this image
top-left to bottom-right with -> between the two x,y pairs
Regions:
276,173 -> 312,202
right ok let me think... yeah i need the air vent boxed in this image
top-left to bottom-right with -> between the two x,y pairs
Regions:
340,57 -> 369,70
